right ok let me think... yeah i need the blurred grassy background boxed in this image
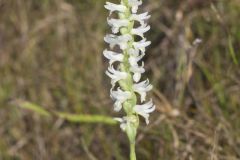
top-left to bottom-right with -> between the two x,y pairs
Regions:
0,0 -> 240,159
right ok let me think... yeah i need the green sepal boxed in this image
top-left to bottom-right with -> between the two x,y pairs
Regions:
125,115 -> 139,144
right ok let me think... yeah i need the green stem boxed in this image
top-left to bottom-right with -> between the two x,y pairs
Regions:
119,1 -> 138,160
130,141 -> 136,160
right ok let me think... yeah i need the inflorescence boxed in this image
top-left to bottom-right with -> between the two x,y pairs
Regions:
103,0 -> 155,152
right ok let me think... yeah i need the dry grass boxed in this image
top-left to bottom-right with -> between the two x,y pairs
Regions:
0,0 -> 239,159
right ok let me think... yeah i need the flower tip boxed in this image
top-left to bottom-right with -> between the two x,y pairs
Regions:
145,119 -> 149,125
133,73 -> 141,82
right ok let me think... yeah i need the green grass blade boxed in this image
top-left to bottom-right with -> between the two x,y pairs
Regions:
228,36 -> 239,65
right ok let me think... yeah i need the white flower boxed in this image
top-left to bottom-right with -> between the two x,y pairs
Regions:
107,18 -> 129,33
128,50 -> 145,82
131,24 -> 150,38
128,0 -> 142,13
130,62 -> 145,82
133,73 -> 142,82
133,38 -> 151,53
106,65 -> 127,87
130,12 -> 151,25
128,48 -> 140,56
114,117 -> 127,130
111,88 -> 131,111
104,34 -> 132,50
128,52 -> 145,66
133,100 -> 155,124
103,49 -> 124,65
133,79 -> 153,102
114,116 -> 138,131
104,2 -> 127,14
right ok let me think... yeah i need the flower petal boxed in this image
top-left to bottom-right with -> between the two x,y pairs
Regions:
104,2 -> 127,14
103,49 -> 124,65
133,100 -> 155,124
133,79 -> 153,102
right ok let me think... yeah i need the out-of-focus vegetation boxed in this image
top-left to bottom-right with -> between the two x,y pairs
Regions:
0,0 -> 239,159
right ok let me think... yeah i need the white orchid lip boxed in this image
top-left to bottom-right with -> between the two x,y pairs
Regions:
133,38 -> 151,53
128,0 -> 142,13
129,53 -> 145,66
114,117 -> 127,130
107,18 -> 129,33
104,2 -> 127,14
133,79 -> 153,102
128,48 -> 139,56
105,65 -> 127,87
104,34 -> 132,50
103,49 -> 124,65
128,50 -> 146,83
130,12 -> 151,25
130,62 -> 145,82
111,88 -> 131,111
114,115 -> 139,131
133,100 -> 155,124
131,25 -> 150,38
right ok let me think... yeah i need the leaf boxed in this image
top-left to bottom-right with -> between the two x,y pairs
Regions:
18,101 -> 51,117
14,100 -> 117,125
55,112 -> 117,125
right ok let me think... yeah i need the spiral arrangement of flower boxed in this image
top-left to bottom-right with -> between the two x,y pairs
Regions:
103,0 -> 155,159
